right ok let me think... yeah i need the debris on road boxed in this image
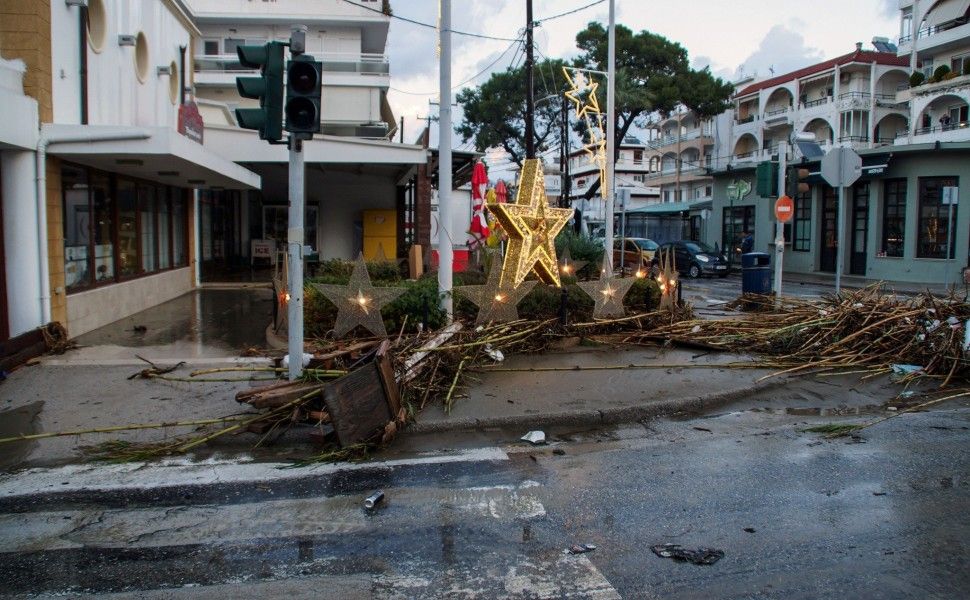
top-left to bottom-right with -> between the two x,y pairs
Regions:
566,544 -> 597,555
521,431 -> 546,445
364,490 -> 385,509
650,543 -> 724,565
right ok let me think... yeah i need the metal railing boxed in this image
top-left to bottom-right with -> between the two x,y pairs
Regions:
194,52 -> 390,76
838,135 -> 870,143
735,115 -> 757,124
801,97 -> 830,108
764,107 -> 790,117
899,18 -> 968,44
913,121 -> 970,136
838,91 -> 870,101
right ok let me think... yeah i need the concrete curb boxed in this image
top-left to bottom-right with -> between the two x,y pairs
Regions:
407,376 -> 792,434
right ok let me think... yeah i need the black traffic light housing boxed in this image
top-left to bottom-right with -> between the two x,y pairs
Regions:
787,166 -> 811,197
285,55 -> 322,135
235,42 -> 285,142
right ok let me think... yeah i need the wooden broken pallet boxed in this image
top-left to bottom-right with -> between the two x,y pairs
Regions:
235,381 -> 324,410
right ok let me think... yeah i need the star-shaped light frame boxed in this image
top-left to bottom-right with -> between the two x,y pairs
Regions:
557,247 -> 588,280
487,159 -> 573,289
577,255 -> 636,319
312,253 -> 405,338
455,250 -> 537,325
563,67 -> 602,120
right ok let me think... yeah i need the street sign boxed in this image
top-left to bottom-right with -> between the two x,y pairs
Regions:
942,186 -> 959,205
820,147 -> 862,188
775,195 -> 794,223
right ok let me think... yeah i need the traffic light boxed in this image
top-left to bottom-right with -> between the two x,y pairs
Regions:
285,55 -> 322,135
787,166 -> 811,197
235,42 -> 285,142
755,161 -> 777,197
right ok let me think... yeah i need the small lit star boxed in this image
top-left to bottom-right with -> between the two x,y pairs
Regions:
455,249 -> 537,325
312,253 -> 405,338
577,255 -> 636,318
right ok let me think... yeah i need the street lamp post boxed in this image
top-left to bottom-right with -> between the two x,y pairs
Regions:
726,182 -> 739,271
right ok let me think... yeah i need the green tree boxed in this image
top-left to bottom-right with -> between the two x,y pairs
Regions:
456,58 -> 567,167
573,22 -> 734,199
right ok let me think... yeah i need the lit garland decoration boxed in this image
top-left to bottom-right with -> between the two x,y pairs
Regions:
454,250 -> 537,325
577,254 -> 636,319
487,158 -> 572,288
655,248 -> 679,311
311,253 -> 405,338
563,67 -> 609,199
557,247 -> 588,279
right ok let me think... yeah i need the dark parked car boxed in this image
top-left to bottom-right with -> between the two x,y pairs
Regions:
652,241 -> 729,278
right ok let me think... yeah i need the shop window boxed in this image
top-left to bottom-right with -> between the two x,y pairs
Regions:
917,176 -> 959,259
793,192 -> 811,252
263,205 -> 318,252
91,173 -> 115,282
881,179 -> 906,257
203,40 -> 220,56
117,180 -> 140,277
158,192 -> 172,270
721,206 -> 754,254
139,184 -> 157,273
63,165 -> 91,292
173,194 -> 188,267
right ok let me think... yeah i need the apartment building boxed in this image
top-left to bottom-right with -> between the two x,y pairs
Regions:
183,0 -> 427,277
705,1 -> 970,286
1,0 -> 260,339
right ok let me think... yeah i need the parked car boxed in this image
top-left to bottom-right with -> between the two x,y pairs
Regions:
652,240 -> 729,279
613,238 -> 659,274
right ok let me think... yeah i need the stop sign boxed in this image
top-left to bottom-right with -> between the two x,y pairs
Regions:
775,195 -> 794,223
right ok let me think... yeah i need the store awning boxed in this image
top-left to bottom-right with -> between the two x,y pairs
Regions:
625,199 -> 712,216
861,153 -> 892,178
924,0 -> 970,28
44,124 -> 260,190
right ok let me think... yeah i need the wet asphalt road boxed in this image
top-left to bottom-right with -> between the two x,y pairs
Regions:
1,399 -> 969,599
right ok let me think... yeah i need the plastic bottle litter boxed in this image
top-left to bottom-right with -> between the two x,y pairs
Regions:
521,431 -> 546,445
282,353 -> 314,368
364,490 -> 385,510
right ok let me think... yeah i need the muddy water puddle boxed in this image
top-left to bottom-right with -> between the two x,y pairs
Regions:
0,401 -> 43,471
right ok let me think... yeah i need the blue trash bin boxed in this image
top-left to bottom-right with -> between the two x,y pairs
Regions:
741,252 -> 771,294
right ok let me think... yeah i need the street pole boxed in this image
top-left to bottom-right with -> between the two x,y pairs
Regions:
835,184 -> 846,295
946,193 -> 955,292
774,141 -> 787,306
287,136 -> 305,381
525,0 -> 535,159
560,93 -> 568,208
604,0 -> 616,262
438,0 -> 453,319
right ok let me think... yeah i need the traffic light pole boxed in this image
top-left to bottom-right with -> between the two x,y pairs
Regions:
774,142 -> 786,307
287,136 -> 305,381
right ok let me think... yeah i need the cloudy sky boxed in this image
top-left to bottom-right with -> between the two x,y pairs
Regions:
385,0 -> 901,153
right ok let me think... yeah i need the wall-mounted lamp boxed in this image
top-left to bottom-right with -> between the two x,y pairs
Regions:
118,34 -> 136,46
156,65 -> 172,76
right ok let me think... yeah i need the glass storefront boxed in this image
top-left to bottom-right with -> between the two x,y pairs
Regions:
62,163 -> 189,293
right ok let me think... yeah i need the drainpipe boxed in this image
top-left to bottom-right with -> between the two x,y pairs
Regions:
35,128 -> 152,324
908,0 -> 921,145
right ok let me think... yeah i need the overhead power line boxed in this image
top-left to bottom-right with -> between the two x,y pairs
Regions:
536,0 -> 606,23
340,0 -> 520,42
389,37 -> 523,96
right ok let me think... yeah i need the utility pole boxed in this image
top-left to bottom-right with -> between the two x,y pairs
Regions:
437,0 -> 453,319
525,0 -> 535,159
604,0 -> 616,257
560,93 -> 569,208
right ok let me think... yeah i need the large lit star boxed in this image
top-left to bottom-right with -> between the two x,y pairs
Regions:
487,159 -> 573,288
312,253 -> 404,338
563,68 -> 602,120
577,255 -> 636,319
455,250 -> 537,325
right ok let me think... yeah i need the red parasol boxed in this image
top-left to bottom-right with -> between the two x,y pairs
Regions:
495,180 -> 508,203
467,161 -> 490,249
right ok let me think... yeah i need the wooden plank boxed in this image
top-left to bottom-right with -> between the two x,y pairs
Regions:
375,341 -> 401,419
400,322 -> 462,383
322,362 -> 391,448
0,327 -> 47,372
243,382 -> 323,410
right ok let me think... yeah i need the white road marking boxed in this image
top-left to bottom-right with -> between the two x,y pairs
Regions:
0,447 -> 509,499
0,480 -> 545,553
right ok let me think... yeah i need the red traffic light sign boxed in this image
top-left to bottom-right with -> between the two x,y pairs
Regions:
775,195 -> 794,223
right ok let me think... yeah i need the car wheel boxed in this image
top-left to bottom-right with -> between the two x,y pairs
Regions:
688,263 -> 701,278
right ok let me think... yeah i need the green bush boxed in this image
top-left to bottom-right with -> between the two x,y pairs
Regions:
314,258 -> 402,282
909,71 -> 925,87
933,65 -> 951,82
555,229 -> 606,279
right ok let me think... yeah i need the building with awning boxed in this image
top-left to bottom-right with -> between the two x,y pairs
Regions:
620,199 -> 713,245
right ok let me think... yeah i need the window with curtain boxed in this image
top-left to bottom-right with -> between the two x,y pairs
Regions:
917,177 -> 959,259
882,179 -> 906,257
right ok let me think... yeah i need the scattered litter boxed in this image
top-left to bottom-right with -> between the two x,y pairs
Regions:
363,490 -> 385,510
650,544 -> 724,565
693,426 -> 713,433
925,319 -> 941,333
852,303 -> 864,309
897,391 -> 917,399
890,364 -> 924,381
886,406 -> 898,411
743,527 -> 756,533
690,325 -> 702,334
552,448 -> 566,456
484,344 -> 505,362
873,491 -> 887,496
521,430 -> 546,445
566,544 -> 597,555
964,320 -> 970,351
132,325 -> 147,333
282,352 -> 314,368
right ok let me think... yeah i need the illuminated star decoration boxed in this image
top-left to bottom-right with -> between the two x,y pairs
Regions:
557,247 -> 588,280
312,253 -> 405,338
455,250 -> 537,325
655,247 -> 679,311
577,254 -> 636,319
563,69 -> 601,120
487,158 -> 573,288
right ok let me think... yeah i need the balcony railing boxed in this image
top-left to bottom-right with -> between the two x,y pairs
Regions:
838,91 -> 870,101
913,121 -> 970,136
899,18 -> 969,44
838,135 -> 870,143
801,97 -> 831,108
735,115 -> 758,124
764,107 -> 790,117
194,52 -> 390,76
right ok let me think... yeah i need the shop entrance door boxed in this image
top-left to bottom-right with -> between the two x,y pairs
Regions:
819,186 -> 838,273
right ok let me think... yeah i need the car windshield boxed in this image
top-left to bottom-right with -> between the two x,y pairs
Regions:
633,239 -> 658,251
685,242 -> 716,254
